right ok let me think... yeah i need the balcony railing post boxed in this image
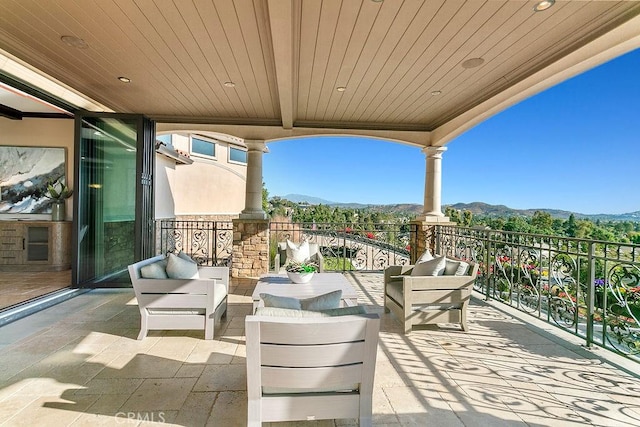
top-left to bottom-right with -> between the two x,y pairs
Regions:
484,230 -> 491,301
586,241 -> 595,348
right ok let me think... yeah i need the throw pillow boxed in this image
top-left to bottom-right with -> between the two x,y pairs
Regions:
177,251 -> 197,264
140,259 -> 168,279
166,253 -> 199,279
417,249 -> 434,263
286,240 -> 310,263
444,259 -> 461,276
300,289 -> 342,311
260,293 -> 302,310
411,256 -> 446,276
455,261 -> 470,276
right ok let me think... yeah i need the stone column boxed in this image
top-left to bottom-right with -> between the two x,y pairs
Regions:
418,146 -> 450,222
240,140 -> 268,220
232,218 -> 270,279
233,139 -> 270,279
412,146 -> 453,262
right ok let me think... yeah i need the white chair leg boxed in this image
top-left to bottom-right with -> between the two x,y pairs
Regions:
137,311 -> 148,340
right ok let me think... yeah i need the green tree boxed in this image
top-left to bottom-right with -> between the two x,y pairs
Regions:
565,214 -> 578,237
590,227 -> 616,242
446,207 -> 461,224
262,182 -> 269,213
531,211 -> 553,234
503,216 -> 529,233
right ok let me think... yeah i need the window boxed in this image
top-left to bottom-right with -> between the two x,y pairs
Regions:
229,147 -> 247,164
191,137 -> 216,158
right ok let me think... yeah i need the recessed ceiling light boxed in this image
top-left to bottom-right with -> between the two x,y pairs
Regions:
60,35 -> 88,49
461,58 -> 485,69
431,90 -> 442,96
224,81 -> 236,88
533,0 -> 555,12
336,86 -> 346,92
371,0 -> 384,3
117,76 -> 131,83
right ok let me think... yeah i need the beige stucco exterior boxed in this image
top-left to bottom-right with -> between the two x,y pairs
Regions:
158,133 -> 247,220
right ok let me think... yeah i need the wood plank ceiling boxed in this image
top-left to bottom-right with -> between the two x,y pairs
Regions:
0,0 -> 639,144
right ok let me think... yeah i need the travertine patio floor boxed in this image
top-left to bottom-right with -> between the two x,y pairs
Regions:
1,272 -> 639,426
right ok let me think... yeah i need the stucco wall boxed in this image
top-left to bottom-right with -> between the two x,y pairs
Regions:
155,155 -> 176,219
0,118 -> 75,221
171,134 -> 246,216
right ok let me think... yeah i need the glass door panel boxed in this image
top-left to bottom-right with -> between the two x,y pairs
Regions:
76,117 -> 137,284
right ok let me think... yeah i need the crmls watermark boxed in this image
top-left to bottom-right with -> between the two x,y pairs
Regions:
115,412 -> 166,423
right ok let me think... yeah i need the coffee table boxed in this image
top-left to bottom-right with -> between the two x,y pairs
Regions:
252,273 -> 358,312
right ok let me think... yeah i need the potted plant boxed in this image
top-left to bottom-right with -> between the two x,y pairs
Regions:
46,180 -> 73,221
285,260 -> 319,284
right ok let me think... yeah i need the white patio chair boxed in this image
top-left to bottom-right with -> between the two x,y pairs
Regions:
245,312 -> 380,426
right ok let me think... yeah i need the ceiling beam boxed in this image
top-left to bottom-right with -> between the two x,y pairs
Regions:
0,103 -> 22,120
157,122 -> 431,148
267,0 -> 296,129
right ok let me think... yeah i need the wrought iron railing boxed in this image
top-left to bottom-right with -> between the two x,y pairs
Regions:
154,219 -> 640,360
155,220 -> 233,267
436,225 -> 640,360
270,222 -> 415,271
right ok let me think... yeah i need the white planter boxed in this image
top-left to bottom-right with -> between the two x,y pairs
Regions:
287,271 -> 315,284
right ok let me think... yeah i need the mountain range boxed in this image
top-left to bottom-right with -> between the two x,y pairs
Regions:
279,194 -> 640,222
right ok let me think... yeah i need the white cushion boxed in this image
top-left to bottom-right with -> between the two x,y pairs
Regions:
411,256 -> 446,276
166,253 -> 200,279
417,249 -> 434,263
286,240 -> 310,263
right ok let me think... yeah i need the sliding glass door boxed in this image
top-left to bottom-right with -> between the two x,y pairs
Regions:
73,114 -> 154,286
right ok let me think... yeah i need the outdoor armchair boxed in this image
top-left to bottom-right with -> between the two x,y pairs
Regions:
128,254 -> 229,340
384,257 -> 478,334
245,310 -> 380,426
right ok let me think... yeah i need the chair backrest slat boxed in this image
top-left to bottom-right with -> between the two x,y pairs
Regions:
261,342 -> 365,367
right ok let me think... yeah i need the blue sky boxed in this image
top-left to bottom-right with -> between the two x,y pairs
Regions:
263,48 -> 639,215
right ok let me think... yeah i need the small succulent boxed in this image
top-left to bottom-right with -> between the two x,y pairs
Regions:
285,260 -> 319,273
46,180 -> 73,201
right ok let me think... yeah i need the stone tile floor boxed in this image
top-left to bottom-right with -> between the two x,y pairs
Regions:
0,270 -> 71,310
0,272 -> 639,426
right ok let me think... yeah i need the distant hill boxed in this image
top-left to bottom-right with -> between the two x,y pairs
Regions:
282,194 -> 336,205
447,202 -> 575,219
276,194 -> 640,222
279,194 -> 421,213
448,202 -> 640,222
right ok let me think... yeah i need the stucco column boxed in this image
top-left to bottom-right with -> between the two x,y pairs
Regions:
418,146 -> 450,222
240,140 -> 268,220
